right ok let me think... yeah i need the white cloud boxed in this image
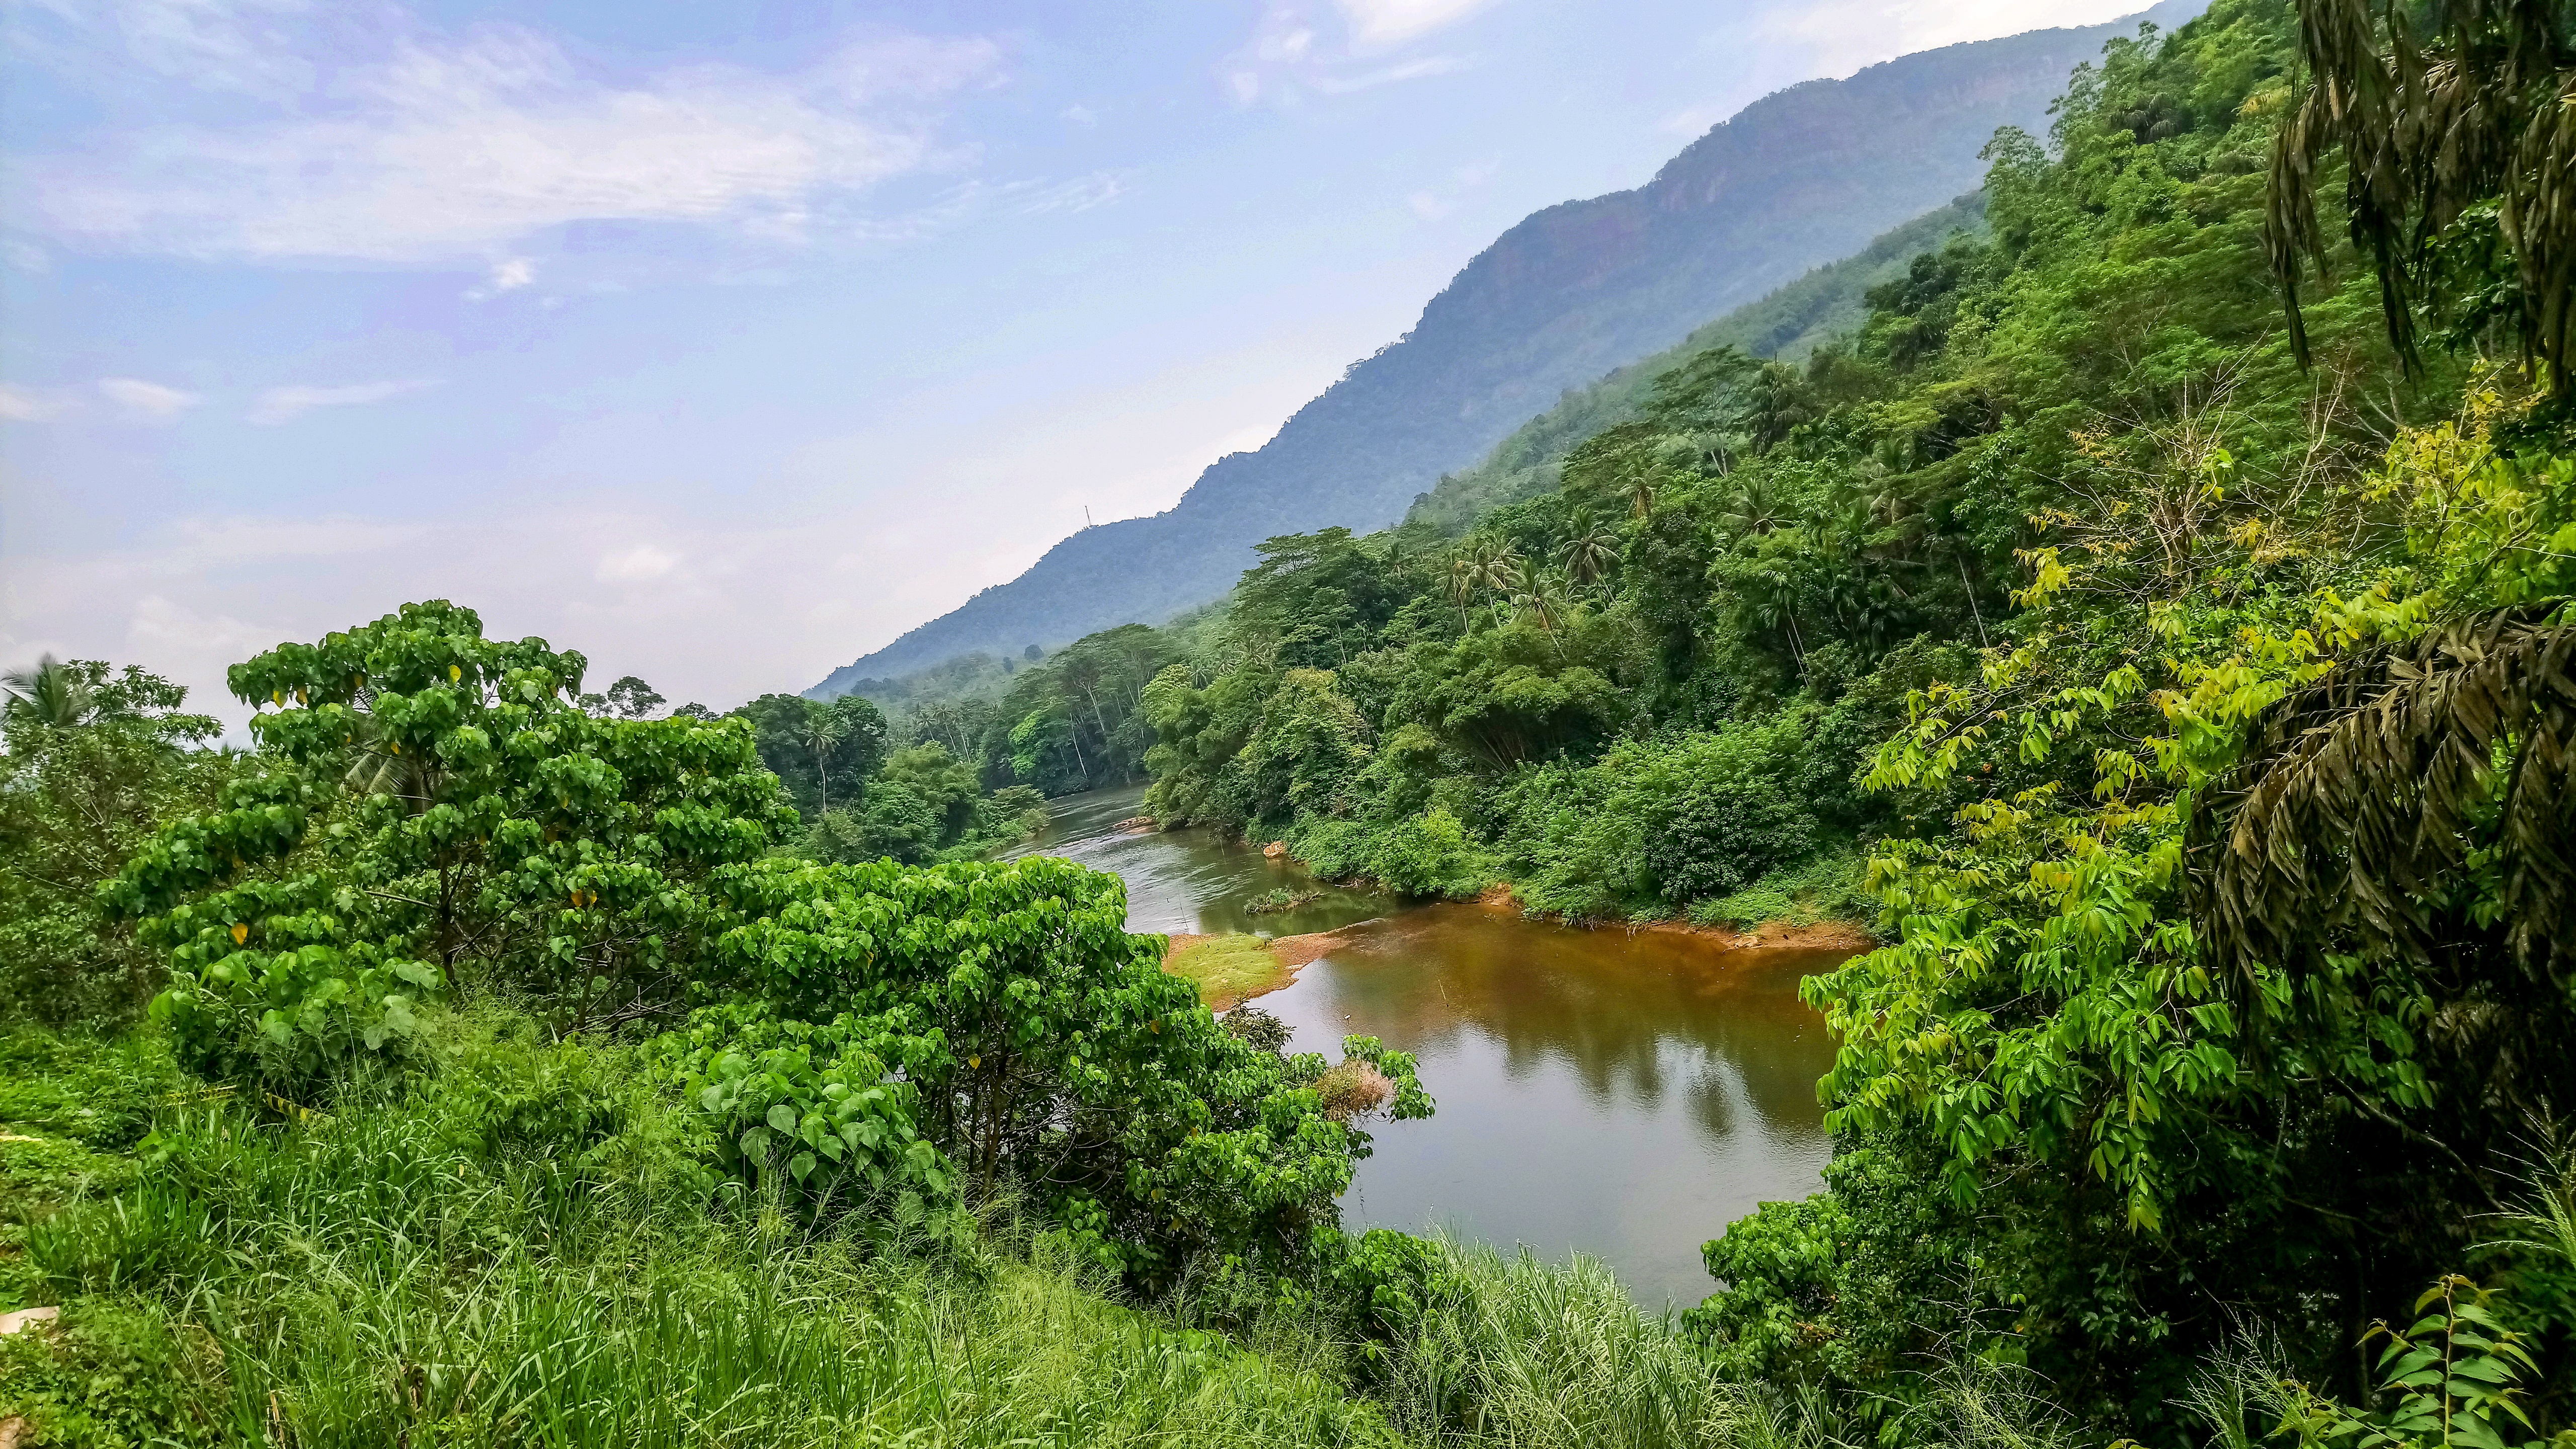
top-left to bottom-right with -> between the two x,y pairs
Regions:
1404,158 -> 1497,221
596,544 -> 681,583
248,378 -> 438,424
97,377 -> 203,420
1335,0 -> 1497,49
126,594 -> 281,669
1311,54 -> 1474,93
14,18 -> 1007,266
166,516 -> 425,562
1230,4 -> 1482,106
488,257 -> 534,291
1752,0 -> 2153,78
0,384 -> 72,423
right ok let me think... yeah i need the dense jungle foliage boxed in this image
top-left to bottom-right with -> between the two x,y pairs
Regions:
7,0 -> 2576,1444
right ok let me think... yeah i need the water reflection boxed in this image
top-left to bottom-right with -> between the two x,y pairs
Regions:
1021,786 -> 1842,1306
1011,783 -> 1391,938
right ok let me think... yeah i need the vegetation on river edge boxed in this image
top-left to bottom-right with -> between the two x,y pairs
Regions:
9,0 -> 2576,1445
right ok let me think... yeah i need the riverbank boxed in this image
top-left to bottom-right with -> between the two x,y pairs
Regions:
1162,899 -> 1873,1013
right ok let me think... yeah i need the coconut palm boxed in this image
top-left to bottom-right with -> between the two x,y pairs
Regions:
2,656 -> 99,730
797,707 -> 850,813
1559,518 -> 1621,600
1621,457 -> 1661,522
1510,570 -> 1573,657
343,709 -> 428,802
2266,0 -> 2576,392
1717,476 -> 1790,540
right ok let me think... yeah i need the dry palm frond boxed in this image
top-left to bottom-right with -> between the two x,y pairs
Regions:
2266,0 -> 2576,394
2188,604 -> 2576,983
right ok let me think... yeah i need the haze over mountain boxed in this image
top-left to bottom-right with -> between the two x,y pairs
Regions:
809,0 -> 2201,696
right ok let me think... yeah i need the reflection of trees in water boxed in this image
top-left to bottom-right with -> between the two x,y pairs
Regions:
1318,906 -> 1842,1133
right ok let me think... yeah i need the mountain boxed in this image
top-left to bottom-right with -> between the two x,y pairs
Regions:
808,0 -> 2203,697
1403,193 -> 1988,536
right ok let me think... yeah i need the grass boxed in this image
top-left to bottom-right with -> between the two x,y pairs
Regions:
1685,851 -> 1873,932
2,1022 -> 1405,1448
1164,933 -> 1290,1010
0,1017 -> 2090,1449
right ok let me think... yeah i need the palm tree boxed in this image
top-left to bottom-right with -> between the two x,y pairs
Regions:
1716,476 -> 1788,540
1510,570 -> 1573,657
1559,518 -> 1621,600
1446,537 -> 1524,629
797,707 -> 849,813
2,656 -> 98,730
2266,0 -> 2576,393
2192,604 -> 2576,981
1444,554 -> 1480,630
1621,458 -> 1661,522
343,710 -> 428,802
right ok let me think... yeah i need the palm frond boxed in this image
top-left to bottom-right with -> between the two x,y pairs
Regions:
2188,604 -> 2576,984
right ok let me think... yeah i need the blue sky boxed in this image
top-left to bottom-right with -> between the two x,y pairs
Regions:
1,0 -> 2147,722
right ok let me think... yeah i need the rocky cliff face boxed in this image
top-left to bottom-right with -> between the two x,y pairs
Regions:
810,0 -> 2203,696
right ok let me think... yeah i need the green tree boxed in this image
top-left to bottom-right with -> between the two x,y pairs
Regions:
0,663 -> 228,1026
103,601 -> 797,1089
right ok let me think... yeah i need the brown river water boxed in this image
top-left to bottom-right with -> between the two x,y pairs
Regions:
1015,783 -> 1846,1306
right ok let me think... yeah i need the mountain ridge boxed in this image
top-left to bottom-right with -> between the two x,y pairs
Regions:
810,0 -> 2203,697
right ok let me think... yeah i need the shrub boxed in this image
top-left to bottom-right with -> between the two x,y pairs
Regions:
1366,807 -> 1491,900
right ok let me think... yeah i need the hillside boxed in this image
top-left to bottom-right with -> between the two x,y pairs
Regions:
1402,193 -> 1986,536
809,0 -> 2202,696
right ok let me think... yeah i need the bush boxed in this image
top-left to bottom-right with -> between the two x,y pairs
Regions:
1366,807 -> 1491,900
707,854 -> 1430,1286
1685,850 -> 1871,930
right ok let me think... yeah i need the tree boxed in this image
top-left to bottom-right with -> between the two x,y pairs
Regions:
0,664 -> 226,1026
103,601 -> 797,1089
1559,516 -> 1621,598
737,693 -> 888,819
795,707 -> 848,813
697,854 -> 1431,1284
604,675 -> 666,719
3,655 -> 100,730
2266,0 -> 2576,391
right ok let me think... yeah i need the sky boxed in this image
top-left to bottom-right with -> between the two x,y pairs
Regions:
2,0 -> 2157,727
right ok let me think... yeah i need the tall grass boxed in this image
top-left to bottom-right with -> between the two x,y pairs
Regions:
5,1020 -> 2099,1449
9,1024 -> 1403,1447
1372,1239 -> 1757,1448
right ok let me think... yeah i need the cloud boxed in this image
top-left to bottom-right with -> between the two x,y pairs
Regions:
1750,0 -> 2151,77
1311,54 -> 1474,93
489,257 -> 534,291
1229,4 -> 1483,105
0,384 -> 72,423
596,544 -> 681,583
13,13 -> 1008,266
1404,158 -> 1498,220
165,516 -> 426,563
97,377 -> 203,420
849,171 -> 1125,245
126,594 -> 283,671
1334,0 -> 1498,49
248,378 -> 438,425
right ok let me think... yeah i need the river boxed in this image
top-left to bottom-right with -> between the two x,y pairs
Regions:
1017,783 -> 1844,1307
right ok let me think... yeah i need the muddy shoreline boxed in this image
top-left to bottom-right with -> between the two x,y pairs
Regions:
1162,893 -> 1873,1010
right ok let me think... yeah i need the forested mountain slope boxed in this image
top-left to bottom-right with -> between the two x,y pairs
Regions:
808,0 -> 2202,695
1403,193 -> 1986,535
